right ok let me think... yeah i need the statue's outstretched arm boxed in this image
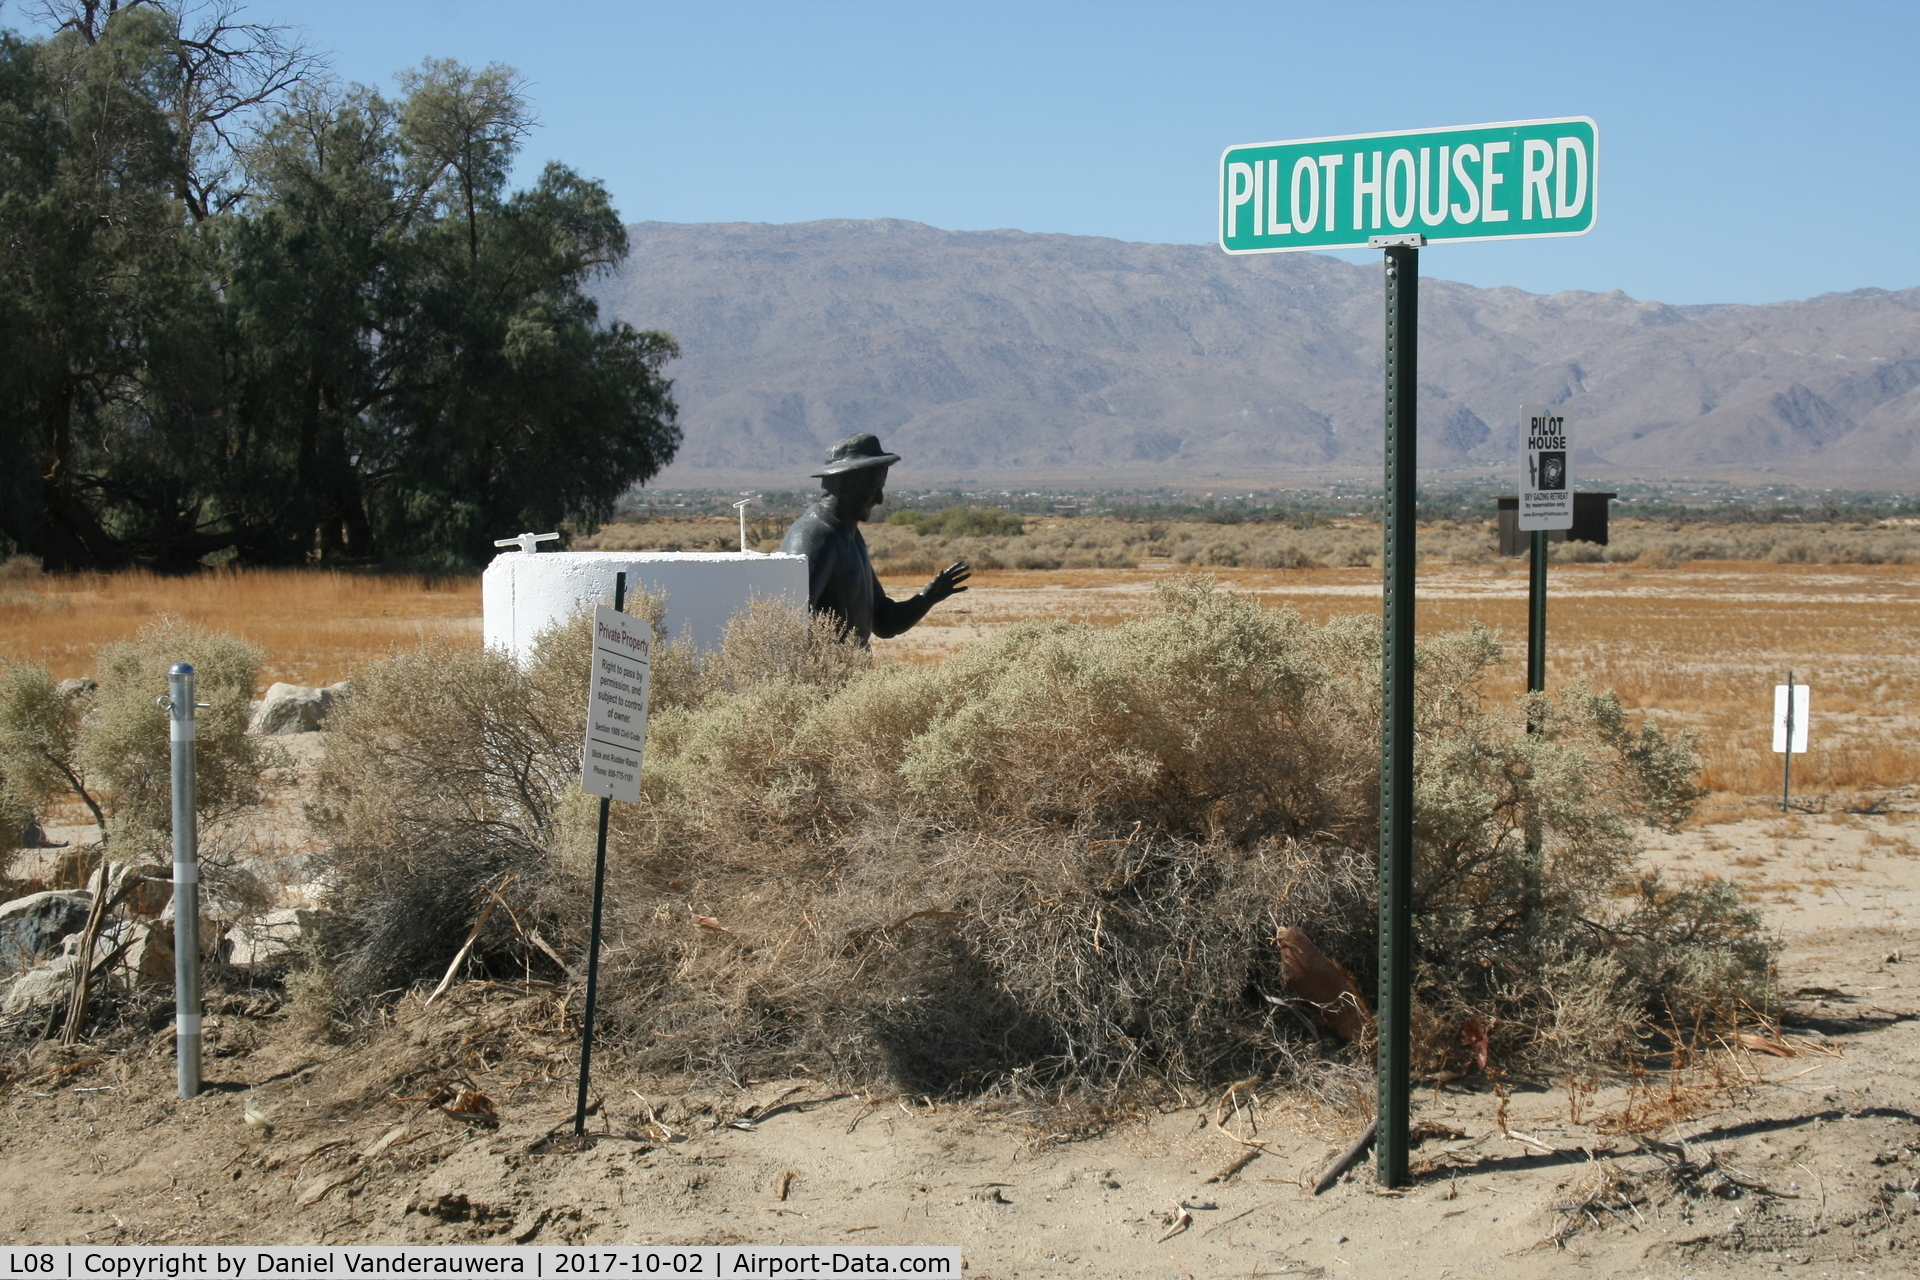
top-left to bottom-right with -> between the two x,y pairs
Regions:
872,561 -> 970,639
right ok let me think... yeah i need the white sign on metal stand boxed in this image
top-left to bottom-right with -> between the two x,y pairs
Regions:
1518,405 -> 1573,531
1772,682 -> 1809,754
581,605 -> 650,803
1774,675 -> 1808,812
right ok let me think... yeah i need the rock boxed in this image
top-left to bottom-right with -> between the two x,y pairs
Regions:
2,953 -> 77,1015
228,908 -> 311,968
45,844 -> 103,888
55,677 -> 96,699
249,683 -> 334,734
109,863 -> 174,918
61,919 -> 131,959
247,680 -> 349,735
155,897 -> 231,959
123,921 -> 175,983
0,891 -> 93,973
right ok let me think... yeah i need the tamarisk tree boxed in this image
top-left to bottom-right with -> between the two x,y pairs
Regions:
0,3 -> 679,569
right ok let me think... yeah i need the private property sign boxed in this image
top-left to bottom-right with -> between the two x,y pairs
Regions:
581,605 -> 650,803
1219,117 -> 1597,253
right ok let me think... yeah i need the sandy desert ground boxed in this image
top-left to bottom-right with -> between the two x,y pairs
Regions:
2,555 -> 1918,1276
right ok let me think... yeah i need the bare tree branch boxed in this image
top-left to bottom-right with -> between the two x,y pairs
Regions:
32,0 -> 326,219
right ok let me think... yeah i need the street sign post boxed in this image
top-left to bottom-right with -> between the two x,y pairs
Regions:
1220,118 -> 1597,254
1218,118 -> 1597,1189
576,580 -> 651,1136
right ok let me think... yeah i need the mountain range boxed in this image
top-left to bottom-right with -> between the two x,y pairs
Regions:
589,219 -> 1920,490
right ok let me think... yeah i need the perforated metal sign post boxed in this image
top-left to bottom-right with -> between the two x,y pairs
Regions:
1377,239 -> 1418,1189
1219,118 -> 1598,1190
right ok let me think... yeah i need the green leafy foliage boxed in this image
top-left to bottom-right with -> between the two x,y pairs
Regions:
0,8 -> 678,569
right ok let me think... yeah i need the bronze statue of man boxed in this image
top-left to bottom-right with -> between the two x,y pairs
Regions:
779,433 -> 970,644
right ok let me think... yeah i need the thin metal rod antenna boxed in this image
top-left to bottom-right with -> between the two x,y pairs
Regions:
166,663 -> 201,1099
734,496 -> 758,553
575,571 -> 625,1137
1781,669 -> 1794,813
1377,243 -> 1417,1189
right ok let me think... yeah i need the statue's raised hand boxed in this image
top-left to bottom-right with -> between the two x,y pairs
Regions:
923,561 -> 972,604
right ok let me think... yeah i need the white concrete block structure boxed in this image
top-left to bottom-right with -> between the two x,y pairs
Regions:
482,551 -> 808,663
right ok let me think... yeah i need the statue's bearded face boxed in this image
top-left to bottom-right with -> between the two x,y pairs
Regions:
825,468 -> 888,523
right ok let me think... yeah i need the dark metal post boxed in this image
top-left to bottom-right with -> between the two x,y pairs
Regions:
1523,531 -> 1546,895
1781,670 -> 1794,813
1527,530 -> 1547,697
1378,242 -> 1418,1189
575,571 -> 625,1137
166,663 -> 201,1099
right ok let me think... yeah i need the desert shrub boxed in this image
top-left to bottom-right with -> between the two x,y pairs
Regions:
313,579 -> 1761,1092
308,592 -> 871,1009
309,635 -> 592,1007
0,554 -> 42,610
0,663 -> 99,842
85,620 -> 265,854
887,505 -> 1025,538
0,621 -> 267,877
1252,544 -> 1324,570
602,580 -> 1748,1088
17,619 -> 265,860
0,680 -> 35,877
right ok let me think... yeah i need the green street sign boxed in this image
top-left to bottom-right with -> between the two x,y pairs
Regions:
1219,117 -> 1597,254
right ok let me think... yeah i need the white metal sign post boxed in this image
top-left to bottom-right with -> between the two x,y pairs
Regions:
1773,674 -> 1809,812
575,576 -> 650,1135
1218,118 -> 1598,1190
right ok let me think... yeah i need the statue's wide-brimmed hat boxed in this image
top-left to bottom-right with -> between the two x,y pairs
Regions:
811,433 -> 901,477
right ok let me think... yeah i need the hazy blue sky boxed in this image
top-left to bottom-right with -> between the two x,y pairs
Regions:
19,1 -> 1918,305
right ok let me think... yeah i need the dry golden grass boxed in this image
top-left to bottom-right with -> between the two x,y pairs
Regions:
887,556 -> 1920,800
0,567 -> 479,688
